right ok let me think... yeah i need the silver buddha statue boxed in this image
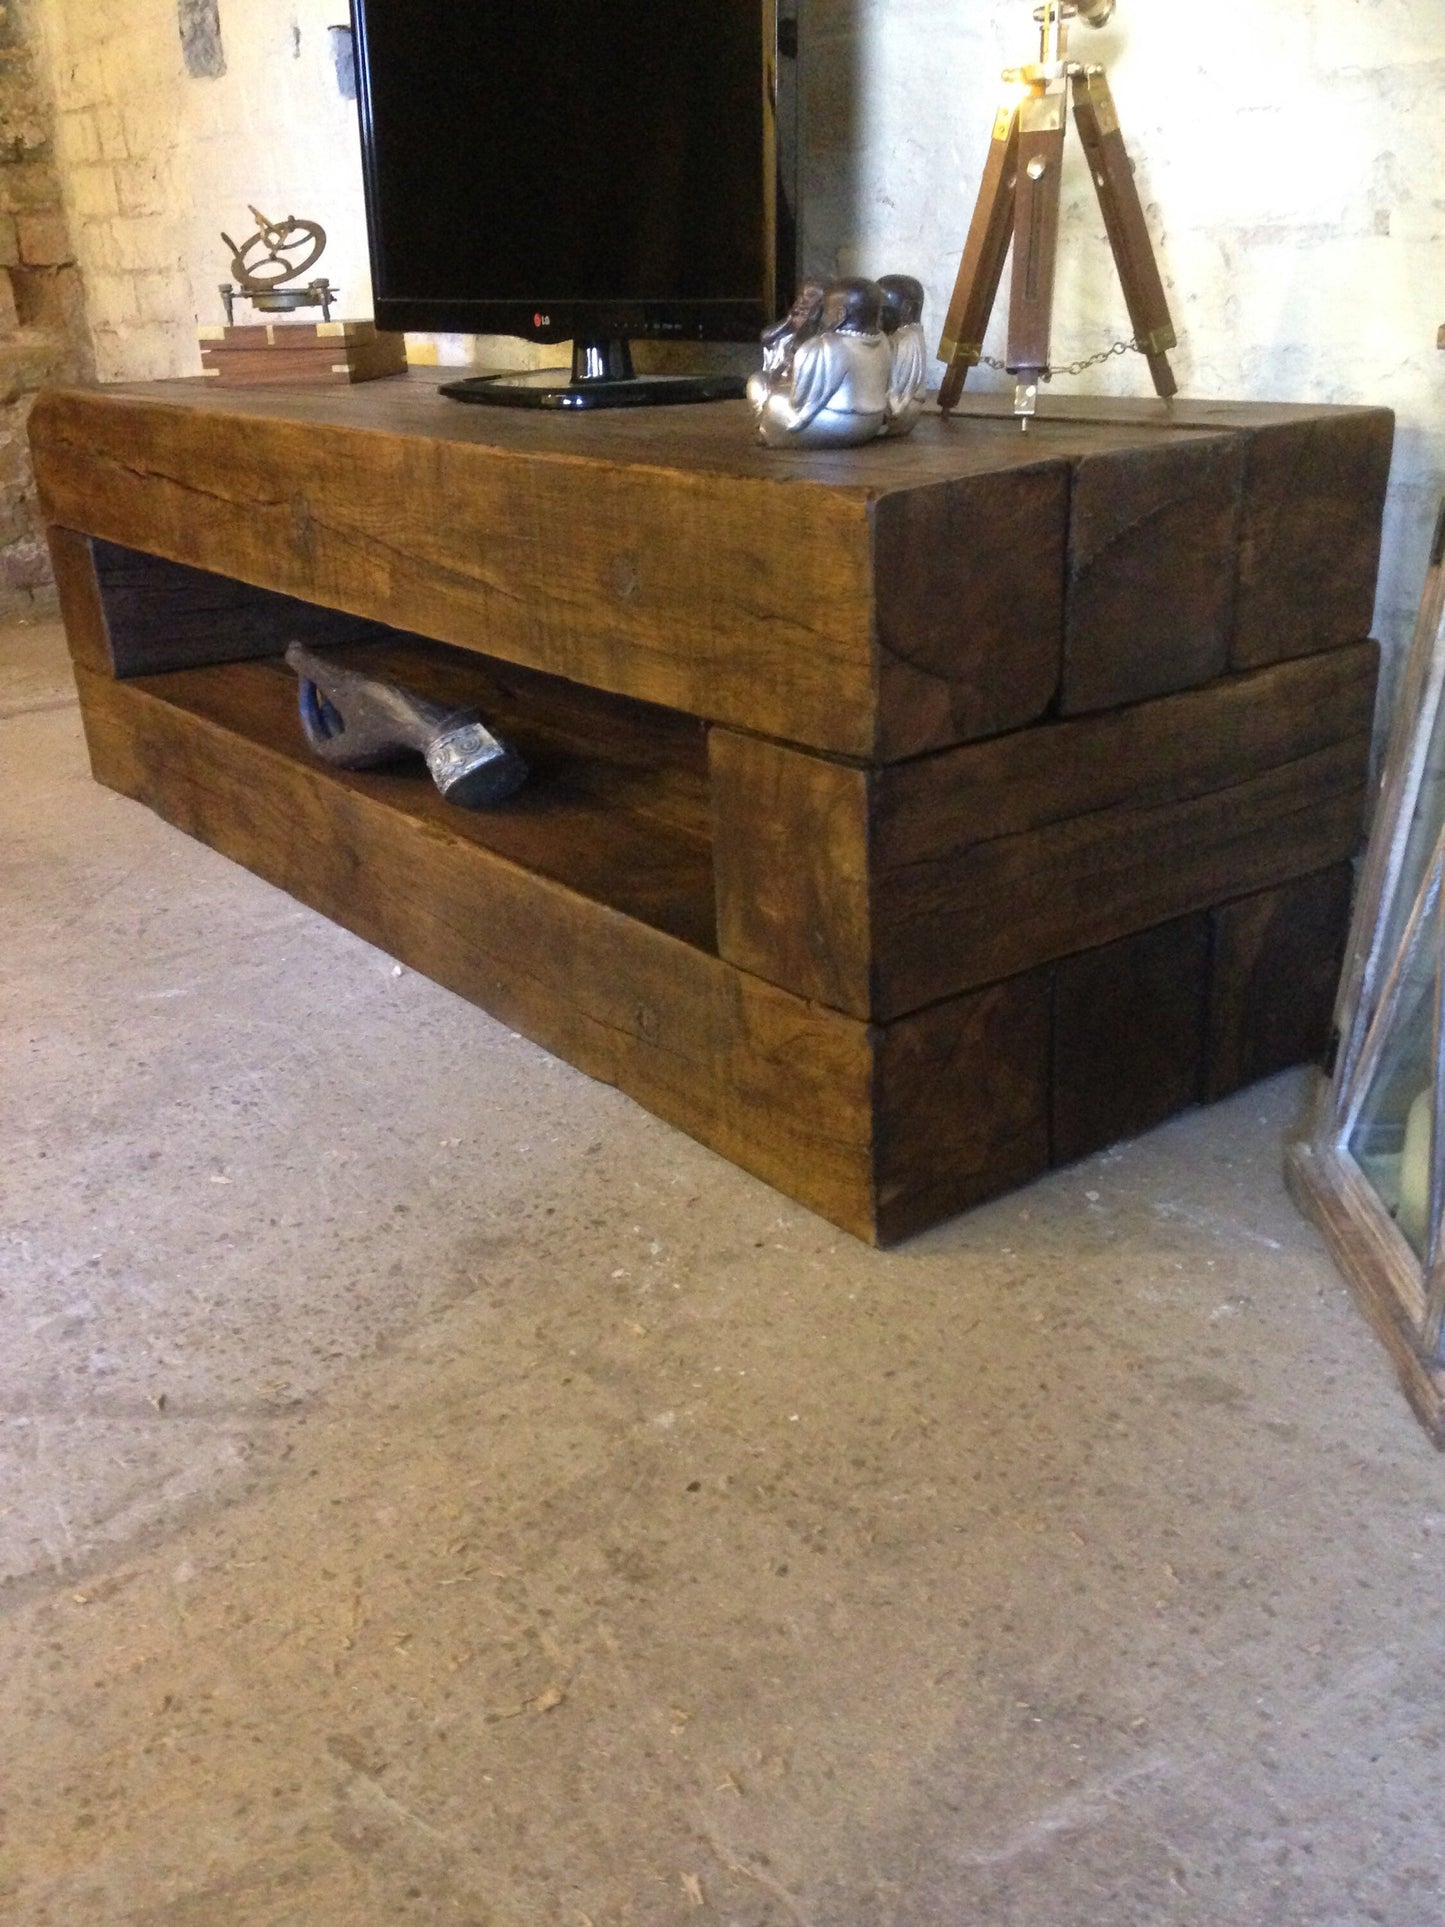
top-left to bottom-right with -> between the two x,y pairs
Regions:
878,274 -> 928,438
759,276 -> 827,376
747,277 -> 892,449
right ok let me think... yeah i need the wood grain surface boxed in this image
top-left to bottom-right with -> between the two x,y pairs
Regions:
34,387 -> 879,757
710,728 -> 872,1012
33,379 -> 1391,756
86,536 -> 390,675
945,390 -> 1394,670
870,642 -> 1376,1017
711,644 -> 1376,1020
1063,431 -> 1244,711
1287,1137 -> 1445,1446
1205,866 -> 1355,1100
199,322 -> 408,386
1052,915 -> 1210,1165
33,380 -> 1083,761
47,525 -> 112,675
1229,409 -> 1395,668
870,462 -> 1066,755
71,660 -> 1083,1244
40,377 -> 1394,1243
137,646 -> 716,952
73,660 -> 881,1238
873,970 -> 1052,1245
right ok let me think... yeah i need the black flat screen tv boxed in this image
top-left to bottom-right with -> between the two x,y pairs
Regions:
351,0 -> 799,408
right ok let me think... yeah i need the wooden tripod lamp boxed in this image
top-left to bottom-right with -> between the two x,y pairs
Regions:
937,0 -> 1178,424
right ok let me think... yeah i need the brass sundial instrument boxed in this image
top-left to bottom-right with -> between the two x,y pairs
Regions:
219,207 -> 336,325
936,0 -> 1178,426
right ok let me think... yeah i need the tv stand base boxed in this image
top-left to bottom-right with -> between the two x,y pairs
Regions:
442,335 -> 746,410
31,376 -> 1392,1244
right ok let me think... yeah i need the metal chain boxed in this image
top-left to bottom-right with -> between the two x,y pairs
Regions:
979,337 -> 1140,377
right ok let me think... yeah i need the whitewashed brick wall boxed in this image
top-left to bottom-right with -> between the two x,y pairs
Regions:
0,0 -> 89,605
34,0 -> 370,382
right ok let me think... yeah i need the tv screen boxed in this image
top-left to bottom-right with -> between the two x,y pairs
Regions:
352,0 -> 796,346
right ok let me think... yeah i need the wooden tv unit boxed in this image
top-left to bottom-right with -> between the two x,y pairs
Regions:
31,375 -> 1390,1243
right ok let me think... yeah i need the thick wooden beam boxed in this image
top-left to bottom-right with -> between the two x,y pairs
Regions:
47,525 -> 112,674
92,537 -> 387,675
39,380 -> 1394,1246
1231,411 -> 1394,668
32,388 -> 877,755
873,971 -> 1052,1246
870,642 -> 1375,1017
1062,432 -> 1244,712
32,383 -> 1079,763
1205,866 -> 1355,1100
942,392 -> 1395,669
72,662 -> 1067,1245
73,661 -> 882,1239
710,729 -> 872,1015
712,646 -> 1375,1021
871,462 -> 1066,755
1052,915 -> 1209,1165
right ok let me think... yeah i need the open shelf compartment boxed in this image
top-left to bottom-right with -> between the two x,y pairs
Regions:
86,539 -> 717,952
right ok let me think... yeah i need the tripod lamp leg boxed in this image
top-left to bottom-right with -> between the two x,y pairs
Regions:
1071,67 -> 1179,401
937,100 -> 1020,417
1145,352 -> 1179,401
1007,83 -> 1068,408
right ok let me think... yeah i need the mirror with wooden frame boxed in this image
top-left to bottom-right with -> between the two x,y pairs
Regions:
1289,497 -> 1445,1441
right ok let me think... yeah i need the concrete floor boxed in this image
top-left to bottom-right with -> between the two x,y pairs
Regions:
3,615 -> 1445,1926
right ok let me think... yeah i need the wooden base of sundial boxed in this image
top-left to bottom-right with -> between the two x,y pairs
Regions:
197,320 -> 408,387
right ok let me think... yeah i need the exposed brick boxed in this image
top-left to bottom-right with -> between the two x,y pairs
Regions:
133,269 -> 188,327
0,338 -> 77,400
0,111 -> 47,160
87,272 -> 139,331
0,2 -> 89,596
16,210 -> 71,266
115,159 -> 167,219
0,160 -> 65,214
0,421 -> 33,489
121,103 -> 171,156
65,47 -> 113,112
69,164 -> 119,223
92,327 -> 130,383
0,490 -> 35,548
2,534 -> 54,591
109,215 -> 179,274
60,109 -> 102,166
93,103 -> 126,160
12,263 -> 84,333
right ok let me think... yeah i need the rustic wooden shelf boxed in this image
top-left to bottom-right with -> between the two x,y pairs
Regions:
33,374 -> 1394,1242
120,631 -> 717,952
